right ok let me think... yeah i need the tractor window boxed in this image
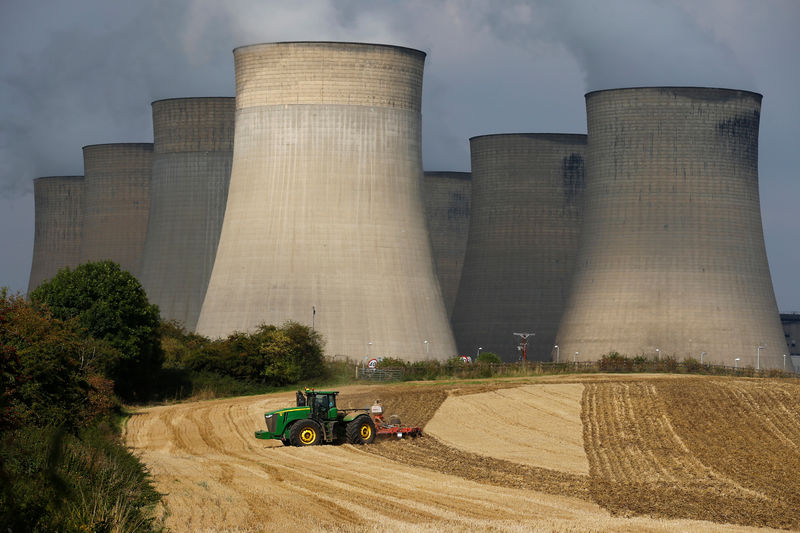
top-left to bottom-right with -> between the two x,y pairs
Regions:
313,395 -> 329,414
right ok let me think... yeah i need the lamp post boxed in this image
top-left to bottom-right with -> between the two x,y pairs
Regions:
312,306 -> 315,330
701,351 -> 706,365
735,357 -> 740,369
784,353 -> 787,371
367,342 -> 373,358
656,348 -> 660,360
477,347 -> 482,360
757,345 -> 764,371
554,345 -> 559,363
424,340 -> 429,355
574,351 -> 579,363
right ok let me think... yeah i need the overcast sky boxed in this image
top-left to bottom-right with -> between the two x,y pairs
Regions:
1,0 -> 798,310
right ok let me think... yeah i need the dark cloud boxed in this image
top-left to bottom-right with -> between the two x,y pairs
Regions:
0,0 -> 798,311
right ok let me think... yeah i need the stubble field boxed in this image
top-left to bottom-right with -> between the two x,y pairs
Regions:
125,374 -> 800,532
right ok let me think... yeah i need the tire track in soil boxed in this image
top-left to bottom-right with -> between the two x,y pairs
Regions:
583,378 -> 800,530
356,384 -> 591,500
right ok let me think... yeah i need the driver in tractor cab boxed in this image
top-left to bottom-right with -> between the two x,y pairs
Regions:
312,394 -> 330,419
371,399 -> 384,426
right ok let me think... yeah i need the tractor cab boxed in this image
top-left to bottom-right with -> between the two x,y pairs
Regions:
297,388 -> 338,421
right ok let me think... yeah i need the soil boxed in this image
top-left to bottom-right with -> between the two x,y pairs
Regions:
124,375 -> 792,532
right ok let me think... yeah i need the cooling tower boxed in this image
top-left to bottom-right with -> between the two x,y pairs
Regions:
196,42 -> 456,361
451,134 -> 587,361
27,176 -> 84,293
79,143 -> 153,278
139,97 -> 234,330
555,87 -> 786,369
422,171 -> 471,318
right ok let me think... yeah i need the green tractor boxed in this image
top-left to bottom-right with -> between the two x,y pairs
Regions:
255,388 -> 376,446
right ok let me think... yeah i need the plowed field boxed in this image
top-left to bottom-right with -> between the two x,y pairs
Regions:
125,375 -> 799,532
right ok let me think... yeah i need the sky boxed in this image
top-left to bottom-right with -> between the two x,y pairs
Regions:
1,0 -> 798,311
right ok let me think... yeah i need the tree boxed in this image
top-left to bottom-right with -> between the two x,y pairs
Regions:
0,291 -> 114,429
30,261 -> 163,400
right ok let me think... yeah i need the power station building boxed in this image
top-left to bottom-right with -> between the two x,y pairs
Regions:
555,87 -> 786,369
196,42 -> 456,361
78,143 -> 153,278
451,134 -> 587,361
27,176 -> 85,293
139,97 -> 234,330
422,171 -> 471,318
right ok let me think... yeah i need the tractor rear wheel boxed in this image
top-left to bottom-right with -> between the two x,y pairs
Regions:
290,420 -> 322,446
346,415 -> 376,444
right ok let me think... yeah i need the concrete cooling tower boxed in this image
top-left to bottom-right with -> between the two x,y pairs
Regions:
422,171 -> 471,318
196,42 -> 457,361
139,97 -> 234,330
27,176 -> 84,293
555,87 -> 786,369
79,143 -> 153,278
451,134 -> 587,362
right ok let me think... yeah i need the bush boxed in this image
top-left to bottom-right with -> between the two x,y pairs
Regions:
183,322 -> 325,387
0,424 -> 162,532
476,352 -> 501,365
159,320 -> 209,369
683,357 -> 701,373
376,357 -> 407,369
599,351 -> 632,372
30,261 -> 163,401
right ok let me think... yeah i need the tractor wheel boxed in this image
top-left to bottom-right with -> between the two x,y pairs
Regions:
289,420 -> 322,447
346,415 -> 376,445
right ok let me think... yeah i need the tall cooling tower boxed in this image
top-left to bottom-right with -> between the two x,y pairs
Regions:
139,97 -> 234,330
196,42 -> 456,361
27,176 -> 84,293
451,134 -> 586,361
79,143 -> 153,278
555,87 -> 786,369
422,171 -> 471,318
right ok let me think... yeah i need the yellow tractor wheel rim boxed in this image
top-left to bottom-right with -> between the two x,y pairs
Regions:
360,424 -> 372,439
300,428 -> 316,444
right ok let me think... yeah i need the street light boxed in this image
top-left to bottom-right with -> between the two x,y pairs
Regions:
574,351 -> 579,363
784,353 -> 787,371
424,340 -> 429,355
700,351 -> 706,365
477,347 -> 483,359
735,357 -> 740,369
656,348 -> 660,360
554,344 -> 559,363
367,342 -> 373,357
757,345 -> 764,371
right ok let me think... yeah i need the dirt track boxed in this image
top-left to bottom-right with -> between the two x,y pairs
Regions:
125,376 -> 791,532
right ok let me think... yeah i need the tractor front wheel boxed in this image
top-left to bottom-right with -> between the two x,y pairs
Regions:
290,420 -> 322,446
346,415 -> 376,445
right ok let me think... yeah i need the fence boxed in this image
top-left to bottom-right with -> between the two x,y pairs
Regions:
355,367 -> 405,382
353,359 -> 799,382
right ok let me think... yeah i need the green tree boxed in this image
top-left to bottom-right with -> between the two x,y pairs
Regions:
30,261 -> 163,400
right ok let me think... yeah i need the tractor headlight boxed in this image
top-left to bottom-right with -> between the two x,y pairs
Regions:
265,414 -> 273,419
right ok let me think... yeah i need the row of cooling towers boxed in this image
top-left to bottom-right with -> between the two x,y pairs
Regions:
27,41 -> 788,369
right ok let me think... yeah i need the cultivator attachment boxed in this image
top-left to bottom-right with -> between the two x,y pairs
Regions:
373,414 -> 422,439
375,424 -> 422,438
